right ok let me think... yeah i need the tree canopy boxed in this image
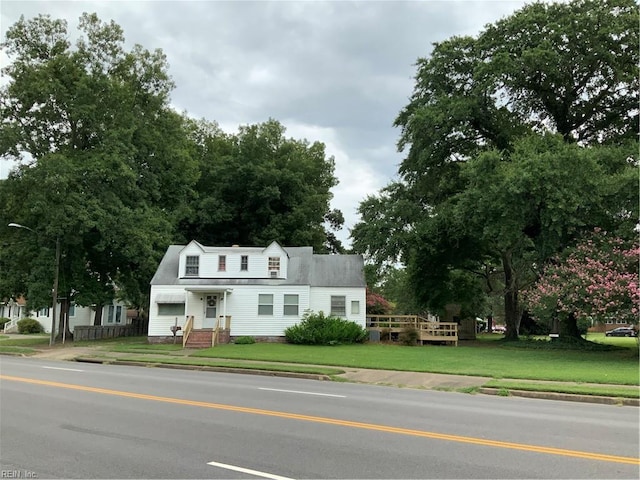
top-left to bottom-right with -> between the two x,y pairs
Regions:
0,13 -> 344,332
351,0 -> 639,339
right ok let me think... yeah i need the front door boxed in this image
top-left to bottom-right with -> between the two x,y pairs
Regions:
203,295 -> 217,328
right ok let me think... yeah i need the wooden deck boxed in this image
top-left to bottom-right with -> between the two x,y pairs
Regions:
367,315 -> 458,346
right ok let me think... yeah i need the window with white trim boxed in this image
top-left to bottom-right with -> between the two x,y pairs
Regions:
218,255 -> 226,271
331,296 -> 346,317
284,294 -> 299,316
351,300 -> 360,315
258,294 -> 274,315
185,255 -> 199,276
107,305 -> 115,323
268,257 -> 280,275
39,308 -> 49,317
69,303 -> 76,317
241,255 -> 249,271
115,306 -> 123,323
157,303 -> 185,316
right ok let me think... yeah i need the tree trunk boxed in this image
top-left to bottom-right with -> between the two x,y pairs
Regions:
502,251 -> 520,341
560,311 -> 582,339
56,298 -> 73,340
93,305 -> 103,326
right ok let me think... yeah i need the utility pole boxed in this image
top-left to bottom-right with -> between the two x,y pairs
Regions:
51,236 -> 60,346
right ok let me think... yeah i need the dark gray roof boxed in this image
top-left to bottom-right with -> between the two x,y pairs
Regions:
150,245 -> 365,288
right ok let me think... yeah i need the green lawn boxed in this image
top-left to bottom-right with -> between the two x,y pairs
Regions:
189,342 -> 639,385
0,336 -> 50,347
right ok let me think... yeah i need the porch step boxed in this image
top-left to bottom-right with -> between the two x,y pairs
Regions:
184,329 -> 214,349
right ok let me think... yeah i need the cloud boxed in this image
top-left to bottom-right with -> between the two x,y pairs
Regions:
1,0 -> 530,247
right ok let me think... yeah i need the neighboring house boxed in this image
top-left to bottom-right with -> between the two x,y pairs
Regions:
148,241 -> 366,343
2,300 -> 130,334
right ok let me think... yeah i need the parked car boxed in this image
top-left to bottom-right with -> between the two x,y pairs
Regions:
605,327 -> 638,337
491,325 -> 506,334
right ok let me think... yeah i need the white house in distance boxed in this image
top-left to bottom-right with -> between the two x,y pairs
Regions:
1,299 -> 131,334
148,240 -> 366,343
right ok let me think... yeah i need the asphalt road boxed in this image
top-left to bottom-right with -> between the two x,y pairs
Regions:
1,356 -> 638,479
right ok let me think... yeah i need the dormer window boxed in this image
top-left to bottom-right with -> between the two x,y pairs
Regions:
185,255 -> 199,276
268,256 -> 280,277
218,255 -> 226,271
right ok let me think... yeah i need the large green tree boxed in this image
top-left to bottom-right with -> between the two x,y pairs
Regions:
179,118 -> 344,253
352,0 -> 638,340
0,13 -> 198,334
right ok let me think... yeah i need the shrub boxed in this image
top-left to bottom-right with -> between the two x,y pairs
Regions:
17,318 -> 44,334
576,317 -> 591,336
284,311 -> 368,345
399,326 -> 419,346
234,336 -> 256,344
0,317 -> 11,330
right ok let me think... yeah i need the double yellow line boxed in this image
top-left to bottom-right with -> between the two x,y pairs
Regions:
2,374 -> 638,466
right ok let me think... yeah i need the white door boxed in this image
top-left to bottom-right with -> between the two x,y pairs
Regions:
204,295 -> 217,328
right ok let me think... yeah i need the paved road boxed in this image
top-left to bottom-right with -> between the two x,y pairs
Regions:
1,356 -> 638,479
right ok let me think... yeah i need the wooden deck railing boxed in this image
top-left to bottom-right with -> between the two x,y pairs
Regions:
182,315 -> 194,348
366,315 -> 458,346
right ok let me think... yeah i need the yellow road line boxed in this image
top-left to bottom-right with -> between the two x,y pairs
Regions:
2,374 -> 638,466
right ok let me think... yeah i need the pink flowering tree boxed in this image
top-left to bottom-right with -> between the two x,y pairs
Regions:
522,229 -> 639,338
366,288 -> 393,315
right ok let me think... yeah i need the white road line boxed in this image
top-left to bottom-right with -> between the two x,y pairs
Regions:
258,387 -> 345,398
42,366 -> 84,372
207,460 -> 295,480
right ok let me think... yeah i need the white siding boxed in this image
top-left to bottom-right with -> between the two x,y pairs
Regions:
149,286 -> 188,336
309,287 -> 366,327
149,284 -> 312,337
225,285 -> 309,336
177,242 -> 289,280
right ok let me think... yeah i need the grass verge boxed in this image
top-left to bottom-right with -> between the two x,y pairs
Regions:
483,380 -> 640,399
95,355 -> 344,376
0,346 -> 37,354
187,342 -> 639,385
0,337 -> 50,347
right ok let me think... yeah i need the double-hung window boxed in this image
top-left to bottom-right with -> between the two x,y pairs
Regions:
107,305 -> 115,323
258,294 -> 274,315
284,294 -> 299,316
218,255 -> 226,272
185,256 -> 199,276
241,255 -> 249,271
331,296 -> 346,317
268,257 -> 280,277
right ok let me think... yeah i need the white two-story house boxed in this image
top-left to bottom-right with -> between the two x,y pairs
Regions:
148,241 -> 366,343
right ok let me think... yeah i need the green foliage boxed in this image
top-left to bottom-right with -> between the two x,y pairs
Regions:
17,318 -> 44,334
576,317 -> 591,336
284,311 -> 368,345
0,13 -> 198,309
180,118 -> 343,253
0,317 -> 10,329
234,336 -> 256,345
399,326 -> 419,346
352,0 -> 639,341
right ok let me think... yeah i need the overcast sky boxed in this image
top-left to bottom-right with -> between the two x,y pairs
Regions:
1,0 -> 530,246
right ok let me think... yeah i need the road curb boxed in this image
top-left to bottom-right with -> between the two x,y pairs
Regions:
74,357 -> 332,381
478,387 -> 640,407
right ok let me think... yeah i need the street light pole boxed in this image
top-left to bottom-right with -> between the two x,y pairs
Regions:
8,223 -> 59,346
